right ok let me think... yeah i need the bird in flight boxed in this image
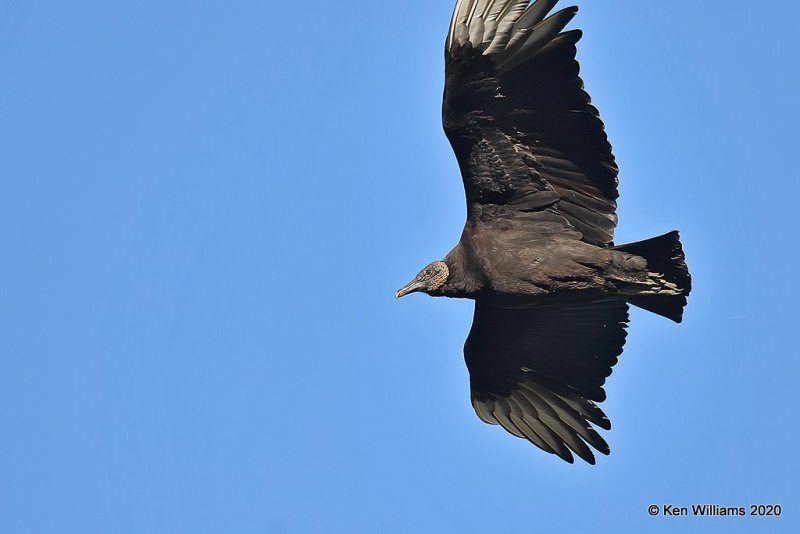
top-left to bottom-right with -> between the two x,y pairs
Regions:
396,0 -> 692,464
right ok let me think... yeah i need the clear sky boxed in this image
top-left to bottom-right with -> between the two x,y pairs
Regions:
1,1 -> 798,533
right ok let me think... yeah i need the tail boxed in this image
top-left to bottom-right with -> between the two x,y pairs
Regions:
614,231 -> 692,323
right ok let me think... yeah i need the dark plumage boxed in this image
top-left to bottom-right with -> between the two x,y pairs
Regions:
396,0 -> 692,464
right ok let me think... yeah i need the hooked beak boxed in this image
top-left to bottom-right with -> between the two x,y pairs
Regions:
395,279 -> 424,299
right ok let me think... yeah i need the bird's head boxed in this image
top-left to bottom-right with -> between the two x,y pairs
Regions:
396,261 -> 450,299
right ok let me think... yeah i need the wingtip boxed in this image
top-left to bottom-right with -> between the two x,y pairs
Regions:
560,6 -> 580,28
557,5 -> 580,22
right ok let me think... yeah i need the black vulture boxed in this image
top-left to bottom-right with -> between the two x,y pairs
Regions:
395,0 -> 692,464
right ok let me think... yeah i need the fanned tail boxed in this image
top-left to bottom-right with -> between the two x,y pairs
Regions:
615,231 -> 692,323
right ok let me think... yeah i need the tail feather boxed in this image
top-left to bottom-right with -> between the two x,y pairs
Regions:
615,231 -> 692,323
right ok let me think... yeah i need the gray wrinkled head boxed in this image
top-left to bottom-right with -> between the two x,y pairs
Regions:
395,261 -> 449,299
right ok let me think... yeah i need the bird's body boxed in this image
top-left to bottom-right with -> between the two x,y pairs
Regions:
438,219 -> 683,309
439,221 -> 633,299
396,0 -> 692,464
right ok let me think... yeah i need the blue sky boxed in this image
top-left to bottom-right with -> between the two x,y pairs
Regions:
1,1 -> 798,532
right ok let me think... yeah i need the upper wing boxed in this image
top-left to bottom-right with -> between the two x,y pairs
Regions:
444,1 -> 619,246
464,298 -> 629,464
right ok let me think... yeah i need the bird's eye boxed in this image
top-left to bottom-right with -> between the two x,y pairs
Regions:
424,269 -> 432,276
